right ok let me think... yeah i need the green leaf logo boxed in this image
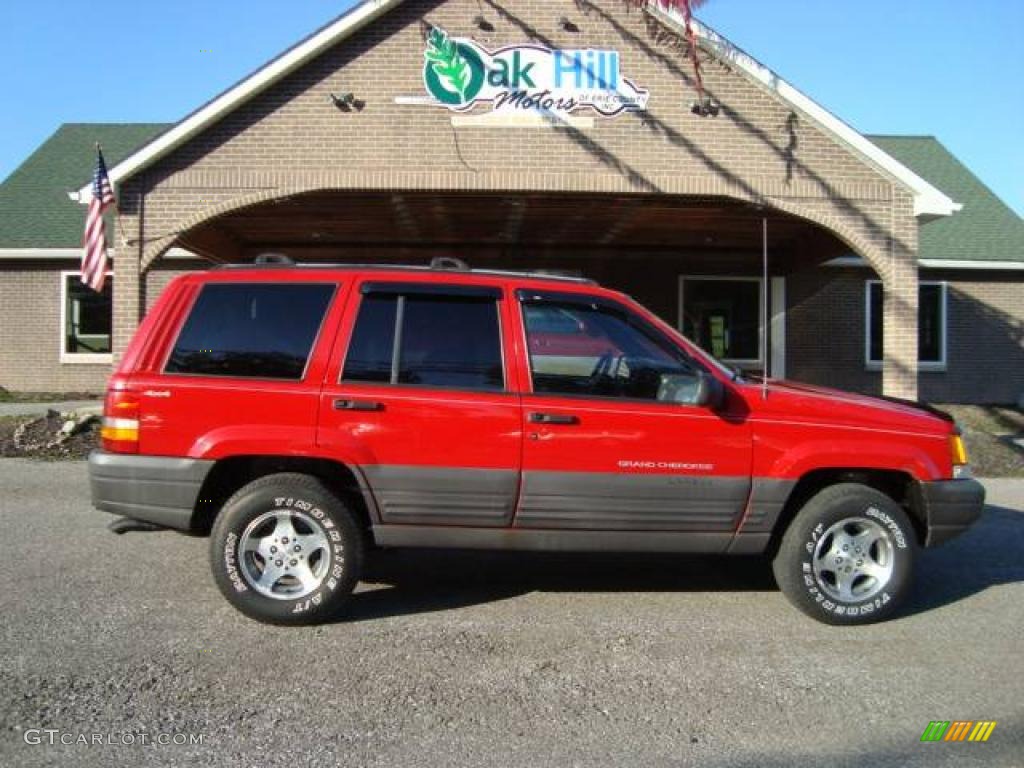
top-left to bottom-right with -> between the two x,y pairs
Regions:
423,28 -> 485,106
426,28 -> 470,98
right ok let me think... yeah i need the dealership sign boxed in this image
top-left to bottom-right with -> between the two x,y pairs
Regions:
422,28 -> 649,118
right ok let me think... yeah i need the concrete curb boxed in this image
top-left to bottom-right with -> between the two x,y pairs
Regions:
0,401 -> 103,417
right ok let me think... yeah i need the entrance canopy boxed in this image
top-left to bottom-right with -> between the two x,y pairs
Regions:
175,191 -> 852,274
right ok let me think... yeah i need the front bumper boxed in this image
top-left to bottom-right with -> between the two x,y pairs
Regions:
88,451 -> 214,531
920,478 -> 986,547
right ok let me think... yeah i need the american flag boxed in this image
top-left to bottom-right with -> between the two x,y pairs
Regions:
81,148 -> 116,293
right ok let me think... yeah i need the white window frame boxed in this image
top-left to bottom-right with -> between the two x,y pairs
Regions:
678,276 -> 765,367
60,270 -> 113,364
864,280 -> 947,372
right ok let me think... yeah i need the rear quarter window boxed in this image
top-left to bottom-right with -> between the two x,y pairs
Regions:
165,283 -> 335,380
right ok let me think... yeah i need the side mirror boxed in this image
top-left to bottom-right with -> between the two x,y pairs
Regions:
697,372 -> 727,409
658,371 -> 726,409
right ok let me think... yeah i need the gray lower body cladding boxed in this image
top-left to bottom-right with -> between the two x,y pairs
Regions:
363,467 -> 755,532
363,467 -> 773,552
362,466 -> 519,527
920,478 -> 986,547
373,525 -> 736,554
516,471 -> 752,531
88,450 -> 213,530
734,478 -> 798,534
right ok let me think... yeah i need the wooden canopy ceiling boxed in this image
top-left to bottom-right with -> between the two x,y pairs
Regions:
177,191 -> 850,269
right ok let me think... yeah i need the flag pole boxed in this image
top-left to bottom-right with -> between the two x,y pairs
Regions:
96,142 -> 129,247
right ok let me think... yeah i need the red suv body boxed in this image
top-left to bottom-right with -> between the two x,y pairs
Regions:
89,263 -> 984,625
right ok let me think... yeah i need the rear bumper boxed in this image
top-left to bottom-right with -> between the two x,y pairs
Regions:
88,451 -> 214,531
920,478 -> 986,547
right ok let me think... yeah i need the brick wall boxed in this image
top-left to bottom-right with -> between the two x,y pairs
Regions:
786,266 -> 1024,405
786,267 -> 882,396
919,270 -> 1024,404
0,260 -> 109,393
0,259 -> 204,394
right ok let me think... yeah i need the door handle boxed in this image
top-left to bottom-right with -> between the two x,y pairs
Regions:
333,399 -> 384,412
528,412 -> 579,425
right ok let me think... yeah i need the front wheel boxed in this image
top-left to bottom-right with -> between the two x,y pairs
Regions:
772,483 -> 918,625
210,473 -> 363,625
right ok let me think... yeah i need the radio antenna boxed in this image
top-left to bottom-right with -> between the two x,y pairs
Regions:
762,216 -> 769,401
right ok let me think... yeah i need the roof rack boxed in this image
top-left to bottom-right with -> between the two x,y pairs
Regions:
214,256 -> 597,285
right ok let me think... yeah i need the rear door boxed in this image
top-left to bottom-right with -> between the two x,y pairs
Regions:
515,290 -> 752,534
317,279 -> 522,527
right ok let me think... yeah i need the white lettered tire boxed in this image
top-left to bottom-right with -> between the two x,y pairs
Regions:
210,473 -> 363,625
772,483 -> 917,625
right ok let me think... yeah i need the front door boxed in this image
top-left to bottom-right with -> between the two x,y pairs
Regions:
318,280 -> 522,527
515,291 -> 752,534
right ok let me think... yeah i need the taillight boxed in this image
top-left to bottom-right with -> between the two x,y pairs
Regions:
101,389 -> 140,454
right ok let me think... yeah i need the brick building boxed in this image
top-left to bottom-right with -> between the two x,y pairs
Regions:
1,0 -> 1022,402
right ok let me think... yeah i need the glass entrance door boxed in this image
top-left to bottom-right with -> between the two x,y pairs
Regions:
679,277 -> 763,368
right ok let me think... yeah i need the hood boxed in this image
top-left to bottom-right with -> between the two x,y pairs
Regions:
744,379 -> 954,435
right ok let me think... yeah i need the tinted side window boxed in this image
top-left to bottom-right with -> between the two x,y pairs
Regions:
343,295 -> 397,383
399,296 -> 503,389
343,293 -> 504,391
523,300 -> 696,401
166,283 -> 334,380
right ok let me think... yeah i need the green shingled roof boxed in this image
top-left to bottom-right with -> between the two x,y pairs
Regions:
869,135 -> 1024,263
0,123 -> 169,249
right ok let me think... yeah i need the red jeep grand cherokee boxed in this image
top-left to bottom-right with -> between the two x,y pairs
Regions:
88,260 -> 984,625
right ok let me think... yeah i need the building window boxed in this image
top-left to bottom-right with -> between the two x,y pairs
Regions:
679,277 -> 763,365
865,281 -> 947,370
61,271 -> 112,363
342,291 -> 505,391
165,283 -> 336,380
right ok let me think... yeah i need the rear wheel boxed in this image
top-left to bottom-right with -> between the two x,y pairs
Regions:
772,483 -> 917,625
210,473 -> 363,625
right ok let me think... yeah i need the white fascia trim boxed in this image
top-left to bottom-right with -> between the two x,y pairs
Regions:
919,259 -> 1024,271
0,248 -> 85,259
0,247 -> 200,260
824,255 -> 1024,271
648,6 -> 960,219
75,0 -> 403,202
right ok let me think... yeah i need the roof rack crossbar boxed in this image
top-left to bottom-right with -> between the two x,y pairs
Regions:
212,261 -> 596,284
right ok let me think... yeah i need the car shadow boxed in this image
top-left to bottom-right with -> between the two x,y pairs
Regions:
903,502 -> 1024,618
340,548 -> 777,623
337,501 -> 1024,623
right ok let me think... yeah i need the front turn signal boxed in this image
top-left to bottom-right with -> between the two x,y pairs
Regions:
949,432 -> 968,467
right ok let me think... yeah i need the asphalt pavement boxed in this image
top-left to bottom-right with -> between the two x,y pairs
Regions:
1,460 -> 1021,767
